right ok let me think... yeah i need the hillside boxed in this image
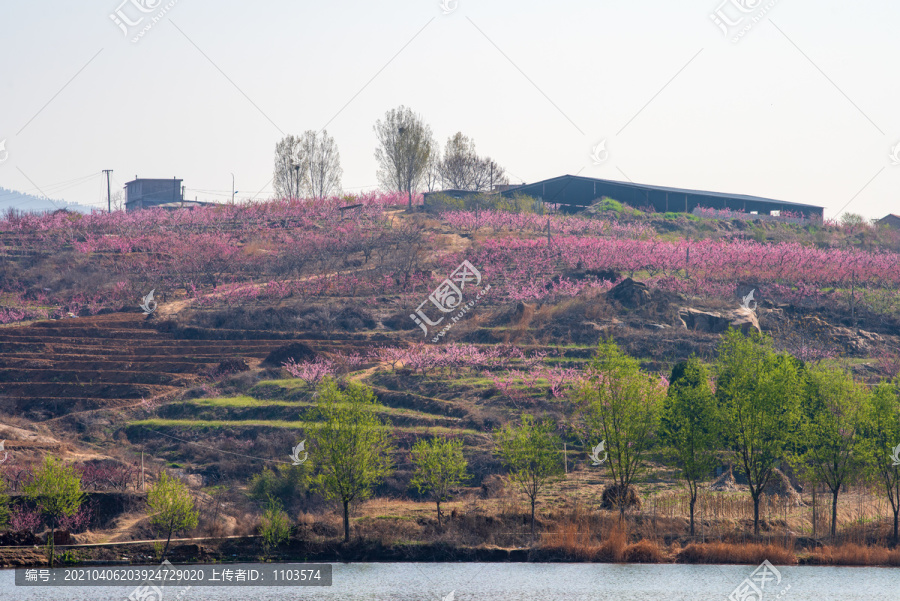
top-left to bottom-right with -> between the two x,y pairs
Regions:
2,194 -> 900,566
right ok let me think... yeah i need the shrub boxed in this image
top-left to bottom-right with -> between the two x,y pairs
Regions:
9,505 -> 42,532
248,464 -> 308,509
623,539 -> 665,563
806,544 -> 900,567
259,496 -> 292,553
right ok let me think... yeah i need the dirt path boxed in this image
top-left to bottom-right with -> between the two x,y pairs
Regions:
99,513 -> 147,544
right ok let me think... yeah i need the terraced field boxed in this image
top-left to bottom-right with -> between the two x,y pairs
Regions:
0,312 -> 293,421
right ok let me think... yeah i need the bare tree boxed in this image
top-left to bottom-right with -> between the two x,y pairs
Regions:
374,106 -> 434,210
110,190 -> 126,211
273,135 -> 307,199
439,132 -> 477,190
299,130 -> 343,199
422,141 -> 442,193
471,156 -> 508,192
438,132 -> 508,192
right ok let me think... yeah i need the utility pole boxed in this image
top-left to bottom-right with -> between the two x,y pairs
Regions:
230,172 -> 235,204
102,170 -> 113,212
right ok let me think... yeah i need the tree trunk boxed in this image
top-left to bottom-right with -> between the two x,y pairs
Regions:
407,189 -> 412,212
163,526 -> 172,559
689,495 -> 696,537
48,524 -> 55,567
753,494 -> 760,536
342,500 -> 350,544
893,508 -> 898,546
531,499 -> 536,537
436,500 -> 442,529
831,488 -> 839,541
812,485 -> 817,539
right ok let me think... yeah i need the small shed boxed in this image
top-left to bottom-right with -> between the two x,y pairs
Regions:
125,177 -> 183,212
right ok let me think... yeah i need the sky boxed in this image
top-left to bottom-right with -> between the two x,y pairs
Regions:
0,0 -> 898,218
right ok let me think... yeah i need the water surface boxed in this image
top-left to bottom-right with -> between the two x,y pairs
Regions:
1,562 -> 897,600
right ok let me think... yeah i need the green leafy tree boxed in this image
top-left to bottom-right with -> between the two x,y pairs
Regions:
259,495 -> 292,555
24,456 -> 85,567
494,414 -> 562,536
796,365 -> 869,540
661,357 -> 721,535
147,471 -> 199,559
312,378 -> 395,543
573,340 -> 664,519
410,437 -> 470,528
0,478 -> 9,530
716,329 -> 803,535
860,379 -> 900,544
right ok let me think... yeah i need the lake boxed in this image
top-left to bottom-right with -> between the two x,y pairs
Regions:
1,562 -> 897,600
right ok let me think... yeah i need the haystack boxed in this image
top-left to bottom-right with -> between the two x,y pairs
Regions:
600,483 -> 642,511
763,468 -> 803,506
709,467 -> 739,492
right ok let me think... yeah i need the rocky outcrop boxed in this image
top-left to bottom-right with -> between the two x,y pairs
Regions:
797,315 -> 882,353
678,307 -> 760,334
607,278 -> 651,307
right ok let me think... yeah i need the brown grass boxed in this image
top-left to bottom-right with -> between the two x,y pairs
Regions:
623,539 -> 665,563
805,543 -> 900,567
539,514 -> 638,562
596,524 -> 628,562
677,542 -> 797,565
540,517 -> 599,561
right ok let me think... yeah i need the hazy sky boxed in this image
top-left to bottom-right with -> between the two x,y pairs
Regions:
1,1 -> 897,218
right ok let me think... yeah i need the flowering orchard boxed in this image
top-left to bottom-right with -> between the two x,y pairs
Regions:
3,194 -> 900,324
279,343 -> 671,407
0,192 -> 428,323
436,235 -> 900,308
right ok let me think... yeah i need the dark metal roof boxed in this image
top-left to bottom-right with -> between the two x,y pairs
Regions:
504,174 -> 823,210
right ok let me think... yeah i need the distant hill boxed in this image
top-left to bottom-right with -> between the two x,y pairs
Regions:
0,186 -> 98,215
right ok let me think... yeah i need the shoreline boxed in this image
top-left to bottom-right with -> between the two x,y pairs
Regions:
2,538 -> 900,569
